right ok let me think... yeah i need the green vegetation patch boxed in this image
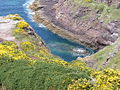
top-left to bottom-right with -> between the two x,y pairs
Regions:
0,14 -> 119,90
71,0 -> 120,23
0,60 -> 91,90
86,38 -> 120,70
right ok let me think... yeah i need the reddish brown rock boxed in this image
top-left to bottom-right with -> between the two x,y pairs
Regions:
30,0 -> 120,50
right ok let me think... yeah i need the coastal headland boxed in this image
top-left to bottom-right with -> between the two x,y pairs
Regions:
29,0 -> 120,50
0,13 -> 119,90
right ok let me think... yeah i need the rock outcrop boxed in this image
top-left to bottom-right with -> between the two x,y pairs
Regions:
79,37 -> 120,70
30,0 -> 120,50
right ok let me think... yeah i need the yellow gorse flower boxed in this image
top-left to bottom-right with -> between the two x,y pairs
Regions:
15,29 -> 24,33
4,14 -> 22,20
0,42 -> 28,61
20,41 -> 35,51
85,0 -> 93,3
16,21 -> 29,29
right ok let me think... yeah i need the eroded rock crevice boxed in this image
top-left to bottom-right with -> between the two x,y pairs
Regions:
30,0 -> 120,50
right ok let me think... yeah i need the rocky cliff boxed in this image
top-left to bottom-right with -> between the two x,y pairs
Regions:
0,14 -> 120,90
30,0 -> 120,50
0,15 -> 120,90
78,37 -> 120,70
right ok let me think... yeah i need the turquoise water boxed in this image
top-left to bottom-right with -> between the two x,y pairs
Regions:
0,0 -> 95,61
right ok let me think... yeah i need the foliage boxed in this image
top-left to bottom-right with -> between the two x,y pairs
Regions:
85,38 -> 120,70
0,14 -> 119,90
68,78 -> 92,90
0,41 -> 119,90
2,41 -> 18,49
73,0 -> 120,23
5,14 -> 22,20
14,21 -> 29,34
0,40 -> 91,90
15,28 -> 25,33
0,60 -> 90,90
16,21 -> 29,29
0,43 -> 29,61
85,0 -> 93,3
91,69 -> 120,90
68,69 -> 120,90
0,40 -> 119,90
20,41 -> 35,51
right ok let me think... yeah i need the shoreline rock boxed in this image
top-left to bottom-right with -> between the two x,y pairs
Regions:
29,0 -> 120,50
0,14 -> 46,48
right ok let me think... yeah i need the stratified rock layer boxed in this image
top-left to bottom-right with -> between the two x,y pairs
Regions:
30,0 -> 120,50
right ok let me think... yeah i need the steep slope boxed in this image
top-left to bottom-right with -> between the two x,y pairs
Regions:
78,37 -> 120,70
30,0 -> 120,50
0,14 -> 120,90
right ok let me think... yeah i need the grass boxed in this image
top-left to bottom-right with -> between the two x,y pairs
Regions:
0,14 -> 120,90
66,0 -> 120,69
0,59 -> 91,90
69,0 -> 120,23
84,38 -> 120,70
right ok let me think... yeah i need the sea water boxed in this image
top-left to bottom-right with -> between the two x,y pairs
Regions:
0,0 -> 95,61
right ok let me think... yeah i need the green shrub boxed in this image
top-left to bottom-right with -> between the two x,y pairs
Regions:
20,41 -> 35,51
16,21 -> 29,29
5,14 -> 22,20
85,0 -> 93,3
0,60 -> 90,90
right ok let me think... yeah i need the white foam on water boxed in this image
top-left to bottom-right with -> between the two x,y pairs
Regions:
39,24 -> 46,28
23,0 -> 35,21
72,48 -> 92,57
23,0 -> 46,28
22,0 -> 95,60
73,48 -> 86,53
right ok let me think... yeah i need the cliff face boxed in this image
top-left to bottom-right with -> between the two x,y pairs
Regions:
30,0 -> 120,50
95,0 -> 119,6
78,38 -> 120,70
0,15 -> 120,90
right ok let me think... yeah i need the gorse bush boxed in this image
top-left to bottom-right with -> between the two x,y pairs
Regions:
0,41 -> 119,90
0,13 -> 120,89
16,21 -> 29,29
68,78 -> 92,90
2,41 -> 18,49
20,41 -> 35,51
0,42 -> 29,61
15,28 -> 24,33
0,60 -> 90,90
91,69 -> 120,90
68,69 -> 120,90
0,40 -> 92,90
85,0 -> 93,3
5,14 -> 22,20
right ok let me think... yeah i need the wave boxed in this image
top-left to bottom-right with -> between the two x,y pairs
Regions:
23,0 -> 35,21
39,24 -> 46,28
72,47 -> 94,57
23,0 -> 46,28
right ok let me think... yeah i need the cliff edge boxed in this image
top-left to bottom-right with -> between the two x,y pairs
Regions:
30,0 -> 120,50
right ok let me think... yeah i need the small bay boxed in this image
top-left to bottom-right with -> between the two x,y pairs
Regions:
0,0 -> 95,61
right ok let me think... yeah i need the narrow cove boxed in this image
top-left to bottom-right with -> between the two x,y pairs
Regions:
0,0 -> 95,61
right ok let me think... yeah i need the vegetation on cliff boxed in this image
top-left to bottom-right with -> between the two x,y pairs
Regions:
0,14 -> 120,90
30,0 -> 120,50
79,37 -> 120,70
74,0 -> 120,23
